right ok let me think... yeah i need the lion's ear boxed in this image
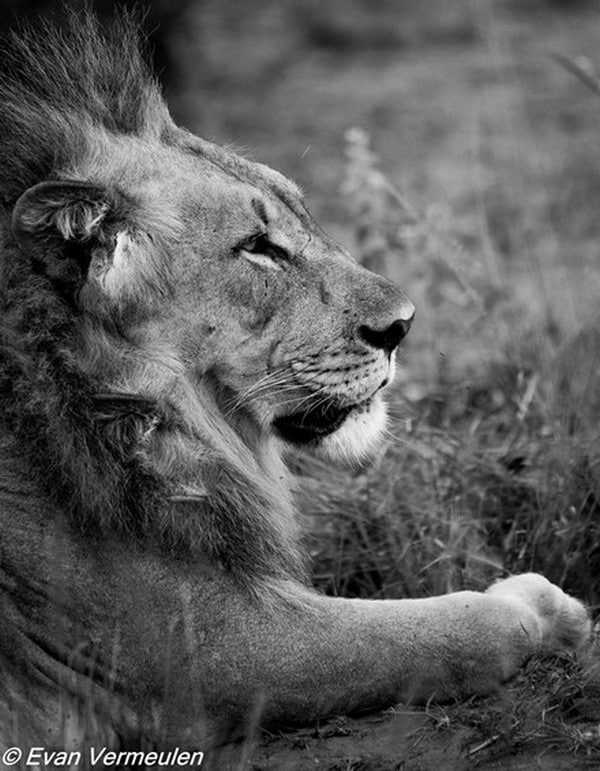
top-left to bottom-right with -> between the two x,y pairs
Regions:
11,180 -> 124,293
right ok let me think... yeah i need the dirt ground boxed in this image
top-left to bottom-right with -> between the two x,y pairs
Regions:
204,706 -> 599,770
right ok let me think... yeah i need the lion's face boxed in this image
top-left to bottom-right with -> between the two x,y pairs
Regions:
12,133 -> 414,464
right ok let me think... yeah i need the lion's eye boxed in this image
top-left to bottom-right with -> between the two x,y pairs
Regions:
238,234 -> 288,271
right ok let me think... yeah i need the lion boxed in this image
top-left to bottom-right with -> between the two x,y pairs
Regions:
0,9 -> 591,758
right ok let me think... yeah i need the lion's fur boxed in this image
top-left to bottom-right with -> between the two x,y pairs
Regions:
0,8 -> 590,753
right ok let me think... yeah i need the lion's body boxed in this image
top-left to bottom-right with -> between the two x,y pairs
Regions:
0,10 -> 590,756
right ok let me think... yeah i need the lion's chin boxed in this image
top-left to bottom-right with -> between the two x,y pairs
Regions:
314,396 -> 387,465
274,395 -> 387,466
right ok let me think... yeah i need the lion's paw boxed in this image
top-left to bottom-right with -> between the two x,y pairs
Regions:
485,573 -> 592,653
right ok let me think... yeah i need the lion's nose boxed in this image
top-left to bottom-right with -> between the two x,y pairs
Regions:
359,309 -> 415,354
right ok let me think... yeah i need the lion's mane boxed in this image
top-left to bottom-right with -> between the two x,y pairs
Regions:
0,10 -> 307,589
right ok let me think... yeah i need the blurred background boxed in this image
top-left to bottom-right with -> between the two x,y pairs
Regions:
3,0 -> 600,607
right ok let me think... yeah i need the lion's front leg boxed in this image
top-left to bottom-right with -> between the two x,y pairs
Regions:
181,573 -> 590,738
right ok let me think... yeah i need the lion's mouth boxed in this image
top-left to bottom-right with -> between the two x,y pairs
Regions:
274,398 -> 370,444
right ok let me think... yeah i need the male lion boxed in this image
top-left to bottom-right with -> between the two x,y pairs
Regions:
0,9 -> 591,758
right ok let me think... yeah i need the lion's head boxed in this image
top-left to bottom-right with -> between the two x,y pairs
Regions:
0,10 -> 413,578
